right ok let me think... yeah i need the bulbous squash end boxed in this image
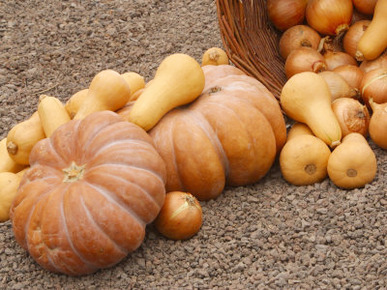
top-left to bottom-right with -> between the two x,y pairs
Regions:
6,141 -> 18,155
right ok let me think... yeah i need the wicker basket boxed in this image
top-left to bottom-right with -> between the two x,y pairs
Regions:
216,0 -> 286,100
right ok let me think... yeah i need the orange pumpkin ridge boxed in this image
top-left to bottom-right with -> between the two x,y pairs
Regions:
150,65 -> 286,201
10,111 -> 167,276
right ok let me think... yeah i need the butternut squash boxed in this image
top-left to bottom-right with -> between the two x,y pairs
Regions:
65,89 -> 89,119
280,72 -> 342,148
0,172 -> 21,222
6,112 -> 46,165
280,123 -> 331,185
128,53 -> 205,131
38,95 -> 71,137
286,122 -> 314,139
0,138 -> 26,173
356,0 -> 387,61
73,69 -> 131,120
16,166 -> 29,178
327,133 -> 377,189
368,99 -> 387,149
201,47 -> 229,66
121,71 -> 145,101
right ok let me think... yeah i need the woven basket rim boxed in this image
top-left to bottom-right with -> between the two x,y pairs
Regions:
216,0 -> 286,100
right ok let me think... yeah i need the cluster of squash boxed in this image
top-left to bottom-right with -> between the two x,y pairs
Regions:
267,0 -> 387,189
0,48 -> 289,275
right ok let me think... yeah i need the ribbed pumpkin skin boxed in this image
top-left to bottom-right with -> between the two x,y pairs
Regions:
150,65 -> 286,201
10,111 -> 167,276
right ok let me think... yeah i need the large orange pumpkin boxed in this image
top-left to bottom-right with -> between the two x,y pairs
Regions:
149,65 -> 287,201
10,111 -> 167,276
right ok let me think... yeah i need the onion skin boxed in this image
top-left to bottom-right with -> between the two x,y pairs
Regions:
343,20 -> 371,58
154,191 -> 202,240
285,47 -> 327,79
352,0 -> 377,15
332,98 -> 370,137
279,25 -> 321,59
319,71 -> 358,101
267,0 -> 308,31
361,68 -> 387,105
323,50 -> 358,71
333,64 -> 364,91
369,99 -> 387,149
360,51 -> 387,73
306,0 -> 353,36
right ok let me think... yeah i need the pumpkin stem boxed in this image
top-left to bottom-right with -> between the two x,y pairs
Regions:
63,161 -> 86,183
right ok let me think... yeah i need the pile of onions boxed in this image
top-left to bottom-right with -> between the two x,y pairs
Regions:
306,0 -> 353,36
343,20 -> 371,58
267,0 -> 308,31
368,99 -> 387,149
285,47 -> 326,78
319,71 -> 358,101
323,50 -> 358,71
332,98 -> 370,137
279,25 -> 321,59
361,68 -> 387,105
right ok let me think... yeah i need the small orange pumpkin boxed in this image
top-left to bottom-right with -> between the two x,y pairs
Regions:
10,111 -> 167,276
149,65 -> 286,201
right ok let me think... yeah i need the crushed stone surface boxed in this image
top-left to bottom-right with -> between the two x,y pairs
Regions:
0,0 -> 386,289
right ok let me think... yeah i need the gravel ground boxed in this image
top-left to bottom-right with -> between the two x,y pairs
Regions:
0,0 -> 386,289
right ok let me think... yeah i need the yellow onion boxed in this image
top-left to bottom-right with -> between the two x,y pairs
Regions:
306,0 -> 353,36
360,51 -> 387,73
154,191 -> 202,240
319,71 -> 358,101
267,0 -> 308,31
324,50 -> 358,71
361,68 -> 387,105
279,25 -> 321,59
368,99 -> 387,149
285,47 -> 327,79
352,0 -> 377,15
343,20 -> 371,58
333,64 -> 364,91
332,98 -> 370,137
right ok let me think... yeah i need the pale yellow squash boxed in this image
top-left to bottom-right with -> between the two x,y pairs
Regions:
201,47 -> 229,66
38,95 -> 71,137
0,138 -> 26,173
280,72 -> 342,148
356,0 -> 387,60
0,172 -> 21,222
121,72 -> 145,102
327,133 -> 377,188
128,53 -> 205,131
280,123 -> 331,185
6,112 -> 46,165
73,69 -> 131,120
65,89 -> 89,119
